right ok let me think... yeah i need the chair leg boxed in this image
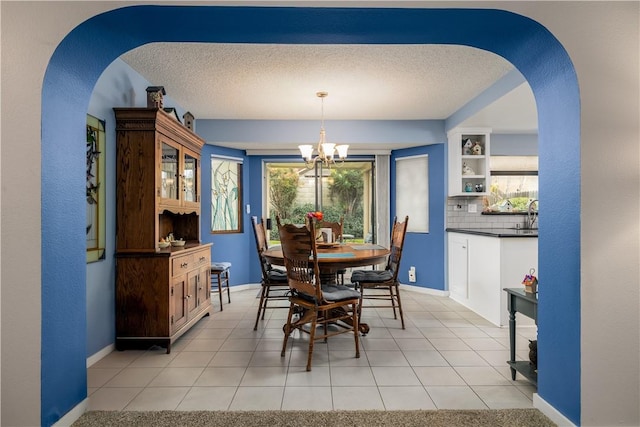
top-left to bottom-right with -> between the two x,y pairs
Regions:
254,284 -> 268,331
281,302 -> 295,357
217,272 -> 224,311
306,311 -> 317,371
389,285 -> 398,320
394,282 -> 405,329
225,269 -> 231,303
352,302 -> 360,358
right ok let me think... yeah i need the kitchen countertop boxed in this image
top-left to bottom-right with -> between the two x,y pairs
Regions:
446,227 -> 538,238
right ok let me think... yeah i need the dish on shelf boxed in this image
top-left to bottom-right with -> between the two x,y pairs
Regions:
158,241 -> 170,248
170,239 -> 186,247
317,242 -> 341,249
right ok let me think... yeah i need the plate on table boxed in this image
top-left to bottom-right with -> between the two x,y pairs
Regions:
317,242 -> 340,249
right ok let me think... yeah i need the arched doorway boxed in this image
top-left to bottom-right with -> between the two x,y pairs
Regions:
41,6 -> 580,426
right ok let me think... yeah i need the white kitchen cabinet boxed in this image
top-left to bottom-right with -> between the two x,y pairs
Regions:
447,127 -> 491,197
448,235 -> 469,299
447,231 -> 537,327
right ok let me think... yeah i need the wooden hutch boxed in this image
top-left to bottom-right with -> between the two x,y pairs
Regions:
114,107 -> 211,353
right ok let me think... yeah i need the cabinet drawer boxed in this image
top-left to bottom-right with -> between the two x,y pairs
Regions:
172,253 -> 194,276
192,250 -> 210,269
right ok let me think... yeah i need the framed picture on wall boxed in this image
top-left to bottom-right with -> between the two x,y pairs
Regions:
211,156 -> 243,233
86,114 -> 106,262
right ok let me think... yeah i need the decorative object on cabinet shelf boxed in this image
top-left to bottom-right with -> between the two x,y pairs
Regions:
163,107 -> 182,123
183,111 -> 195,130
472,142 -> 483,155
464,182 -> 473,192
146,86 -> 166,108
522,268 -> 538,294
475,183 -> 484,192
462,162 -> 475,175
462,138 -> 474,155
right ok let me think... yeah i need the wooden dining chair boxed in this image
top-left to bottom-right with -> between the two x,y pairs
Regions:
277,216 -> 361,371
350,216 -> 409,330
316,217 -> 347,284
251,217 -> 290,330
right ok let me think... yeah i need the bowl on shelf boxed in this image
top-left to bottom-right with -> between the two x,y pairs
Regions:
158,241 -> 170,249
170,239 -> 186,247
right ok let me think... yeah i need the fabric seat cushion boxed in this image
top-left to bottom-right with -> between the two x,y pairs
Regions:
266,269 -> 288,282
350,269 -> 393,284
321,284 -> 361,301
211,262 -> 232,271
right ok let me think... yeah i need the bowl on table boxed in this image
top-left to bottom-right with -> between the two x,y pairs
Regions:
158,241 -> 170,249
170,239 -> 186,247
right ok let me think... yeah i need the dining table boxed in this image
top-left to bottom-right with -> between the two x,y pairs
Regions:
262,242 -> 390,334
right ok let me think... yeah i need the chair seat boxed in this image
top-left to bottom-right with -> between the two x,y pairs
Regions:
211,261 -> 231,271
266,269 -> 288,282
321,284 -> 361,301
351,269 -> 393,283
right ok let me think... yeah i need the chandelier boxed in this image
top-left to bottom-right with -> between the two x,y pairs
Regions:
298,91 -> 348,167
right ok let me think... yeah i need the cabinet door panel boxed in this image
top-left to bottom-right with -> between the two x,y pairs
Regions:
159,139 -> 181,207
171,276 -> 187,332
186,271 -> 199,316
183,150 -> 198,203
449,236 -> 469,299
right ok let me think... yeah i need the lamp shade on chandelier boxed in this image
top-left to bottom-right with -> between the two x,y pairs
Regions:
299,91 -> 348,167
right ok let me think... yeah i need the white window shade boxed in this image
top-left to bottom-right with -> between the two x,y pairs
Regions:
395,155 -> 428,233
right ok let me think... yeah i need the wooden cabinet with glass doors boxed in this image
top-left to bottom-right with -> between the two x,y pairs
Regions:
114,107 -> 211,353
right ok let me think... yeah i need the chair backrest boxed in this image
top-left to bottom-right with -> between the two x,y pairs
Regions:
251,217 -> 272,279
316,217 -> 344,243
276,216 -> 322,301
386,216 -> 409,280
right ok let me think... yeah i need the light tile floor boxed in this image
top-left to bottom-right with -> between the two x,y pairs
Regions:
88,287 -> 538,411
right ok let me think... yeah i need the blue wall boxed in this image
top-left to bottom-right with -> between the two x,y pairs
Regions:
391,144 -> 447,290
41,6 -> 580,426
85,58 -> 191,356
200,145 -> 254,286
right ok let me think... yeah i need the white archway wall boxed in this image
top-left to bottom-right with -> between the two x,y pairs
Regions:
1,2 -> 638,427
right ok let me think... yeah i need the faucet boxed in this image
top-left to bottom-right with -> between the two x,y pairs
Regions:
526,200 -> 538,229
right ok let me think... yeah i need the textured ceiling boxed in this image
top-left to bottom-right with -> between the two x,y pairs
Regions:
121,43 -> 523,122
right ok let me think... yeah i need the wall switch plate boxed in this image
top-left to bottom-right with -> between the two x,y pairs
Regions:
468,204 -> 477,213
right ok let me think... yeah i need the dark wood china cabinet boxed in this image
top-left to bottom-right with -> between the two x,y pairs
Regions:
114,108 -> 211,353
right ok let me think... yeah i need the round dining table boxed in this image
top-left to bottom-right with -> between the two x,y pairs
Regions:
263,242 -> 389,283
262,242 -> 390,334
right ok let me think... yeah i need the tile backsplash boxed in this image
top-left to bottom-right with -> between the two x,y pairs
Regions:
447,197 -> 530,229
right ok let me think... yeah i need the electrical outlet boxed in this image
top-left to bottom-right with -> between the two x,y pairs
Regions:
408,266 -> 416,283
468,204 -> 477,213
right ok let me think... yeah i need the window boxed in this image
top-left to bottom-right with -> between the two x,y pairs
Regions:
488,156 -> 538,212
265,161 -> 375,243
395,155 -> 428,232
211,156 -> 243,233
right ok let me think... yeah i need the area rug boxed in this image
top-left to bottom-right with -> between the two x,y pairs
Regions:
72,409 -> 556,426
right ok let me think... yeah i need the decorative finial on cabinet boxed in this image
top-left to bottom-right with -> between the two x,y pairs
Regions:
146,86 -> 166,108
183,111 -> 195,130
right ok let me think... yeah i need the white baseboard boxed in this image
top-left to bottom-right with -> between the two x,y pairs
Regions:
87,343 -> 115,368
52,398 -> 87,427
399,283 -> 450,297
534,393 -> 577,427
